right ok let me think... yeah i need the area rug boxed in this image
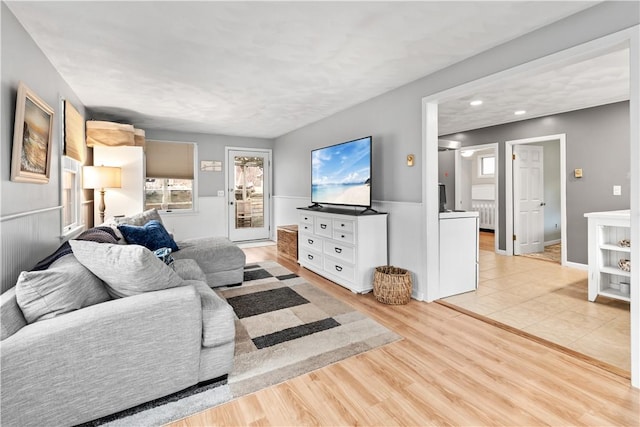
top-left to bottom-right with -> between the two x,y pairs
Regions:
89,260 -> 400,426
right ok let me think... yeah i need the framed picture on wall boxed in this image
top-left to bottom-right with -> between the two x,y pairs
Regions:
11,81 -> 54,184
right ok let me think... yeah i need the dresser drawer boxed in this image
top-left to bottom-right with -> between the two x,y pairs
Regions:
299,213 -> 314,225
333,219 -> 354,233
332,230 -> 354,244
314,218 -> 332,238
299,248 -> 323,269
323,241 -> 355,264
299,222 -> 314,233
324,257 -> 355,282
299,234 -> 322,251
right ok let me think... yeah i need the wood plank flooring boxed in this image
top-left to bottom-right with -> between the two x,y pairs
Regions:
168,245 -> 639,427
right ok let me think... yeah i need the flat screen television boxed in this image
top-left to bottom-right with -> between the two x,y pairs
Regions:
311,136 -> 372,208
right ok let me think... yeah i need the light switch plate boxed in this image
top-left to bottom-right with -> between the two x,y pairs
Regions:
613,185 -> 621,196
574,168 -> 583,178
217,190 -> 225,197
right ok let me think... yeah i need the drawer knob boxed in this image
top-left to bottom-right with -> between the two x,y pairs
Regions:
341,234 -> 345,238
308,239 -> 314,244
334,247 -> 342,253
308,254 -> 314,260
341,223 -> 345,227
335,265 -> 343,272
320,224 -> 327,229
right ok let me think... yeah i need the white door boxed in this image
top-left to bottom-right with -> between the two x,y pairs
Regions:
513,145 -> 544,254
227,149 -> 271,242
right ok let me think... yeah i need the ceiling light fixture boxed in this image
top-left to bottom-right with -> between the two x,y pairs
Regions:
514,110 -> 526,115
469,100 -> 483,106
461,150 -> 474,158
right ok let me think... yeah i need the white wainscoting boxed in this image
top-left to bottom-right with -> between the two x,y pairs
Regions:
273,196 -> 425,300
1,207 -> 63,293
159,196 -> 228,241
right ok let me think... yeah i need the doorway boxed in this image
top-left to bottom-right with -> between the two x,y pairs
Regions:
226,148 -> 272,242
506,134 -> 566,265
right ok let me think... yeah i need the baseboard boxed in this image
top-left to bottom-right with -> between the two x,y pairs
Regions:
496,249 -> 507,255
565,261 -> 588,270
545,239 -> 561,246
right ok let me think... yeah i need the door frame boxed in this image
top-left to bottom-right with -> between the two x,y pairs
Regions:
422,26 -> 638,387
505,134 -> 566,265
224,146 -> 273,241
454,142 -> 500,254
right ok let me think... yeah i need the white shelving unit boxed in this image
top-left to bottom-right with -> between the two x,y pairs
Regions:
297,208 -> 388,293
585,210 -> 631,302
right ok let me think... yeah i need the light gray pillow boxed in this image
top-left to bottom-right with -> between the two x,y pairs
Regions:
116,208 -> 163,226
15,254 -> 111,324
69,240 -> 184,299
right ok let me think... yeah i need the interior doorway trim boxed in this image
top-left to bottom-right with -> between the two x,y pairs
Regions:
422,25 -> 639,387
454,142 -> 500,254
505,134 -> 567,265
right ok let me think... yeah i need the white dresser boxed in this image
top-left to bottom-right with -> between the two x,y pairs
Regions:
297,208 -> 388,293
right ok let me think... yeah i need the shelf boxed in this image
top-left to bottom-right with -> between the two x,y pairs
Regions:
600,243 -> 631,253
601,266 -> 631,277
598,287 -> 631,302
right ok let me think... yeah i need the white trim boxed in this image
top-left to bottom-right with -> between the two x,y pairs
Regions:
423,25 -> 639,387
0,205 -> 63,222
544,239 -> 561,246
505,134 -> 567,266
496,249 -> 507,256
423,101 -> 439,302
565,261 -> 589,271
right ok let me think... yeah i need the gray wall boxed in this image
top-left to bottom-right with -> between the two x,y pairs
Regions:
129,129 -> 273,197
1,3 -> 89,291
1,2 -> 87,216
441,101 -> 630,264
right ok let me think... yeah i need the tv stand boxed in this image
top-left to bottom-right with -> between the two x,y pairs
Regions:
360,207 -> 378,214
297,208 -> 388,293
307,203 -> 323,209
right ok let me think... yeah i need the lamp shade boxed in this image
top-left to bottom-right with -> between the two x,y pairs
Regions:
83,166 -> 121,189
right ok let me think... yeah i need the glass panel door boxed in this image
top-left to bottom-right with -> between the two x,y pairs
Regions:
227,149 -> 270,241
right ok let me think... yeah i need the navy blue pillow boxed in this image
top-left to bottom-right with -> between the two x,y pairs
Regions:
117,220 -> 179,252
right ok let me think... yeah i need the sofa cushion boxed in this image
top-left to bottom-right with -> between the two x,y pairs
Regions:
70,241 -> 184,299
116,208 -> 163,226
174,259 -> 206,282
173,237 -> 245,274
1,288 -> 27,340
184,280 -> 235,348
118,220 -> 179,252
15,254 -> 111,324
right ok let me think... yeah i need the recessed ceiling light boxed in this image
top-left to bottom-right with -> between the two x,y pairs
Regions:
469,100 -> 483,106
514,110 -> 526,115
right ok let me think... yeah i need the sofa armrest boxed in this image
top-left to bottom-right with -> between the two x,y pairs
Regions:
1,286 -> 202,427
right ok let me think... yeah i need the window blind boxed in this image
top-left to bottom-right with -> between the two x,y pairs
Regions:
64,101 -> 85,162
146,140 -> 194,179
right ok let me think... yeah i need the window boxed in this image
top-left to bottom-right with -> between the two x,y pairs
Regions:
62,156 -> 82,234
145,140 -> 196,212
479,155 -> 495,177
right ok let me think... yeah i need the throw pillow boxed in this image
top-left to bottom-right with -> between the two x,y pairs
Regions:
15,254 -> 111,324
115,208 -> 163,227
117,220 -> 179,252
69,240 -> 185,299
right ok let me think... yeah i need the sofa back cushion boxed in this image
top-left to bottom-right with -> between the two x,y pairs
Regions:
1,288 -> 27,340
15,254 -> 111,324
70,240 -> 185,298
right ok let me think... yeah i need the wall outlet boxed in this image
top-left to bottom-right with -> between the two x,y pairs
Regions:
217,190 -> 225,197
613,185 -> 621,196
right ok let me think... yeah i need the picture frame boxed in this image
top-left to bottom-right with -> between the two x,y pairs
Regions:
11,81 -> 54,184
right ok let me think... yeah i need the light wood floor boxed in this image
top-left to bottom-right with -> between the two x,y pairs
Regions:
168,245 -> 639,427
446,232 -> 630,373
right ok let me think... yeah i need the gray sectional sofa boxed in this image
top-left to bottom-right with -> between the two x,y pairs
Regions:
0,212 -> 246,426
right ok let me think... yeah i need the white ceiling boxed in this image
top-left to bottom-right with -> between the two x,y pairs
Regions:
7,1 -> 612,139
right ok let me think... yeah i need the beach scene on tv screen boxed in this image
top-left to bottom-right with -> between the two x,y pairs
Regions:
312,137 -> 371,206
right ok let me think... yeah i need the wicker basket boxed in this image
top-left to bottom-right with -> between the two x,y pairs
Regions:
373,266 -> 412,305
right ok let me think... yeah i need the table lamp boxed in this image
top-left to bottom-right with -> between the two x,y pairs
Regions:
83,165 -> 122,223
